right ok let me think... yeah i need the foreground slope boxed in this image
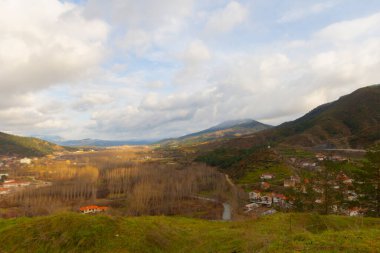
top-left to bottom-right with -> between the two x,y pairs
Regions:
0,213 -> 379,253
215,85 -> 380,150
0,132 -> 64,156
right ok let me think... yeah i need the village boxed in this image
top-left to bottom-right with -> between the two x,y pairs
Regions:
0,156 -> 53,196
0,147 -> 374,219
245,151 -> 366,217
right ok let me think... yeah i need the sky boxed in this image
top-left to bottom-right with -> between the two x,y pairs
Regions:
1,0 -> 380,140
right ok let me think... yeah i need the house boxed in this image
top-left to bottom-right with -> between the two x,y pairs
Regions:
346,190 -> 358,201
2,180 -> 30,188
20,158 -> 32,165
257,195 -> 272,206
302,162 -> 316,168
79,205 -> 109,214
244,203 -> 259,212
315,154 -> 326,161
337,173 -> 353,185
248,192 -> 272,207
260,173 -> 274,180
261,182 -> 271,190
248,190 -> 261,201
348,207 -> 361,216
272,193 -> 287,206
284,176 -> 299,188
284,179 -> 295,188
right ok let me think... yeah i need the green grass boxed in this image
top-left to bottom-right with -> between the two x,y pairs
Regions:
0,212 -> 379,252
278,148 -> 315,158
238,164 -> 292,185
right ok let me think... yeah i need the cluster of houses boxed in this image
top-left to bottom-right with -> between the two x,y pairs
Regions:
244,149 -> 363,216
245,172 -> 293,213
0,169 -> 52,195
0,156 -> 36,169
0,178 -> 31,195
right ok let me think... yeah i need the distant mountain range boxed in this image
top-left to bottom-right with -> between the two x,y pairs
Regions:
1,84 -> 379,156
160,119 -> 272,146
33,136 -> 157,147
215,84 -> 380,150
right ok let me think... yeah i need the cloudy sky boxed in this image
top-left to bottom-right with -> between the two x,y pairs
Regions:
1,0 -> 380,140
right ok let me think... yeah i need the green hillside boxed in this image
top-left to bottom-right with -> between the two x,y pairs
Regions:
272,84 -> 380,148
0,132 -> 64,156
0,212 -> 379,252
205,85 -> 380,151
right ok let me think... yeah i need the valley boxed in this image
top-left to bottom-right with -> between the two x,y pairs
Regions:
0,85 -> 379,252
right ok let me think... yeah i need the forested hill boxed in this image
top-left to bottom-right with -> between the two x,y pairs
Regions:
215,85 -> 380,149
0,132 -> 64,157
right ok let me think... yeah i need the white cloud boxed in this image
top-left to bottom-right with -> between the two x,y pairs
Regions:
181,40 -> 211,64
1,1 -> 380,140
0,0 -> 108,97
205,1 -> 248,34
316,12 -> 380,41
278,1 -> 338,23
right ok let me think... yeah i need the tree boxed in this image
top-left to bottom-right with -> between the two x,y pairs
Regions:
359,145 -> 380,217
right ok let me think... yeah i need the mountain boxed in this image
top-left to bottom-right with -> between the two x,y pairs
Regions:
160,119 -> 272,145
0,132 -> 64,157
58,138 -> 156,147
215,85 -> 380,150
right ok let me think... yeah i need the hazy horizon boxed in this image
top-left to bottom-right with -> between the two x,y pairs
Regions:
1,0 -> 380,140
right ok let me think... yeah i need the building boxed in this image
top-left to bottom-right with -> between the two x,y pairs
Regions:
272,193 -> 287,206
79,205 -> 109,214
260,173 -> 274,180
337,173 -> 353,185
284,179 -> 296,188
315,154 -> 326,161
248,190 -> 261,201
347,207 -> 361,216
302,162 -> 316,168
2,180 -> 30,188
261,182 -> 271,190
244,203 -> 259,212
20,158 -> 32,165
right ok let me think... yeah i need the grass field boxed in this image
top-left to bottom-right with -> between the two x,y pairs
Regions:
0,212 -> 379,252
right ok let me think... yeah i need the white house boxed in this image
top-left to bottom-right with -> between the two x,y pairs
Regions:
20,158 -> 32,165
348,207 -> 361,216
2,180 -> 30,188
244,203 -> 259,212
260,173 -> 274,180
249,191 -> 261,201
